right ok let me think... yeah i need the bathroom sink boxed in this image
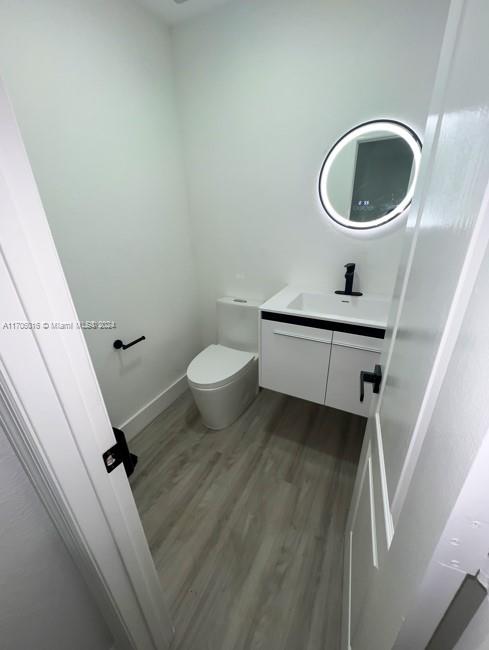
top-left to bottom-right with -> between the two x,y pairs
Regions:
288,292 -> 339,314
261,286 -> 390,329
287,291 -> 389,322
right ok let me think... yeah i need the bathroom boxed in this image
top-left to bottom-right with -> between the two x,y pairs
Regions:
3,0 -> 489,649
0,0 -> 443,432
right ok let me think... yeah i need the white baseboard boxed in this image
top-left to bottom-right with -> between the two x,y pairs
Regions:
118,374 -> 188,441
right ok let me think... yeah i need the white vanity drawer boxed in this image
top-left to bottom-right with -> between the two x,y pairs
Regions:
260,319 -> 331,404
332,330 -> 384,352
325,345 -> 380,417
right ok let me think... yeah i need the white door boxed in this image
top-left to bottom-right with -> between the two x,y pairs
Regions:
0,80 -> 173,648
343,0 -> 489,647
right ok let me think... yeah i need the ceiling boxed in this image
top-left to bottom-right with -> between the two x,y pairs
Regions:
137,0 -> 237,25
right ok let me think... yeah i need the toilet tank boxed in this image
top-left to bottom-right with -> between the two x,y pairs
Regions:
217,297 -> 260,353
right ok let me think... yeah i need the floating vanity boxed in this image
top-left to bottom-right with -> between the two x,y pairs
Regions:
259,286 -> 389,417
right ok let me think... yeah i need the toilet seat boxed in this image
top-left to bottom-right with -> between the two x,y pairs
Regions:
187,344 -> 256,389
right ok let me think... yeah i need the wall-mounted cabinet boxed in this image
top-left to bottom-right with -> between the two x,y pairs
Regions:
260,319 -> 332,404
325,331 -> 382,417
259,312 -> 384,416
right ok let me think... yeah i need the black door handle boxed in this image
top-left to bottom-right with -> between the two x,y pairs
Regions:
360,364 -> 382,402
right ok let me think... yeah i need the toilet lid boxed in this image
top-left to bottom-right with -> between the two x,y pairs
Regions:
187,344 -> 256,389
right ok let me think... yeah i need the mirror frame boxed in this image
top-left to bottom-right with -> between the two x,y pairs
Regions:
318,119 -> 422,231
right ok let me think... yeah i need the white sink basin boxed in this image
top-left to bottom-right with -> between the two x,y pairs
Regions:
261,286 -> 390,329
287,291 -> 389,324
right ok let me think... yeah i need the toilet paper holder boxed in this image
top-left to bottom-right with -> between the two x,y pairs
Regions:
113,335 -> 146,351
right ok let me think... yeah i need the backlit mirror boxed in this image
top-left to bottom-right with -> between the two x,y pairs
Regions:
318,120 -> 422,230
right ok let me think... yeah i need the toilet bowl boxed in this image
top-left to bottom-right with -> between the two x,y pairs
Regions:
187,297 -> 260,430
187,344 -> 258,429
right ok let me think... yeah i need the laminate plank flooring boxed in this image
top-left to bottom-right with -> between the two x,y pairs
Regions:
130,389 -> 364,650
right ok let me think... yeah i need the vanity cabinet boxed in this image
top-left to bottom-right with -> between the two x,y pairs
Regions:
325,332 -> 382,417
260,312 -> 384,416
260,319 -> 332,404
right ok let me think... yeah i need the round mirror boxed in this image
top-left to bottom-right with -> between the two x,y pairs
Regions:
318,120 -> 421,230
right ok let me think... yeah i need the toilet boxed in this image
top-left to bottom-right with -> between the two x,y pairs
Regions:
187,297 -> 259,429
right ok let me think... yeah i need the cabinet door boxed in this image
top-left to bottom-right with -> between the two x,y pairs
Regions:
325,344 -> 380,417
260,319 -> 331,404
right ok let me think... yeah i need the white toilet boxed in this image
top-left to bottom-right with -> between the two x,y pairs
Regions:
187,297 -> 259,429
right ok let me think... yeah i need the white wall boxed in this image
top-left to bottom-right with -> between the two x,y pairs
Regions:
0,421 -> 112,650
172,0 -> 450,343
0,0 -> 201,432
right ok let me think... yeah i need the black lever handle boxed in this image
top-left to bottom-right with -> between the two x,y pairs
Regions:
360,364 -> 382,402
113,336 -> 146,351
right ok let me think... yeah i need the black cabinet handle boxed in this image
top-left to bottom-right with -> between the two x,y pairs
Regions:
360,364 -> 382,402
113,336 -> 146,351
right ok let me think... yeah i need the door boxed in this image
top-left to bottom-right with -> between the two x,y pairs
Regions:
0,80 -> 173,649
343,0 -> 489,647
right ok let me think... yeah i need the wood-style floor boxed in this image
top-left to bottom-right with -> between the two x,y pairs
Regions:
130,388 -> 364,650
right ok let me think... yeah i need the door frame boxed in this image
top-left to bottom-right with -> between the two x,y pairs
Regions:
0,79 -> 173,649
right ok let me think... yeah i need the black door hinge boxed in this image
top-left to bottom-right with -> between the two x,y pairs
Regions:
103,428 -> 138,477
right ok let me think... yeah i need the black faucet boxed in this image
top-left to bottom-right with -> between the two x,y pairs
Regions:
335,263 -> 363,296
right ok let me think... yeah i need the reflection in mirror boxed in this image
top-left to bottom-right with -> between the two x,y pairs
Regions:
319,121 -> 422,230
